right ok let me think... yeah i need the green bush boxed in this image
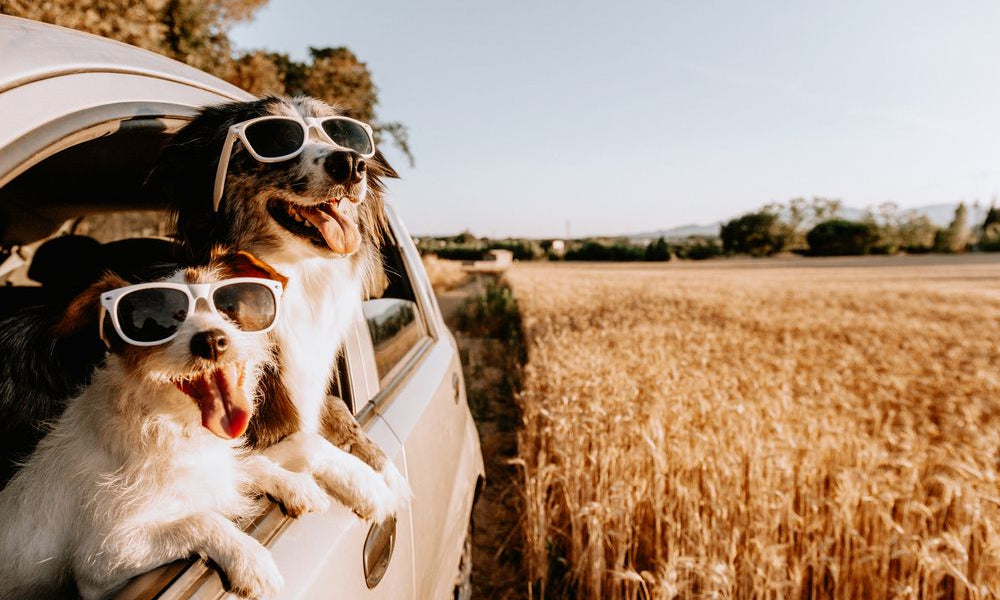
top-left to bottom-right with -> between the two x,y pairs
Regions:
720,212 -> 788,256
456,279 -> 523,350
806,219 -> 880,256
435,246 -> 485,261
643,237 -> 671,261
564,240 -> 645,261
979,223 -> 1000,252
674,237 -> 723,260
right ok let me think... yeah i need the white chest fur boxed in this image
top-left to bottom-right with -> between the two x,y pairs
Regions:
271,257 -> 362,434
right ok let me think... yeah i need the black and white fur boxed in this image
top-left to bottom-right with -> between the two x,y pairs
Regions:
154,96 -> 409,521
0,258 -> 328,600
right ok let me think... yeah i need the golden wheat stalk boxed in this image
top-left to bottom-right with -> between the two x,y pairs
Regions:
505,259 -> 1000,599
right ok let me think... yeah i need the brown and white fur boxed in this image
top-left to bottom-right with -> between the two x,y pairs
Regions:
0,252 -> 329,600
154,96 -> 410,521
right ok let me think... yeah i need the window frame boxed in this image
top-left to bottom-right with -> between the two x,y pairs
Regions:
354,206 -> 441,422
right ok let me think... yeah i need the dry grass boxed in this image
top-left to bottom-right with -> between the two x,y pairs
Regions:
505,256 -> 1000,599
422,254 -> 469,294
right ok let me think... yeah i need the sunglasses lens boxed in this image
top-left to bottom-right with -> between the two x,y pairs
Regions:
212,282 -> 277,332
244,119 -> 305,158
321,119 -> 373,155
116,288 -> 189,343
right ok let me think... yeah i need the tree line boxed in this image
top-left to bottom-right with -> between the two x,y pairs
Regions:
720,198 -> 990,257
419,198 -> 999,263
416,232 -> 721,263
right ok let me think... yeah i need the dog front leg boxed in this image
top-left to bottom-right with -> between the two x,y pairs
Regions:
75,512 -> 282,600
263,430 -> 408,522
242,454 -> 330,517
322,398 -> 411,514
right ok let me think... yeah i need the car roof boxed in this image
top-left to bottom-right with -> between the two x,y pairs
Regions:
0,16 -> 254,246
0,15 -> 246,100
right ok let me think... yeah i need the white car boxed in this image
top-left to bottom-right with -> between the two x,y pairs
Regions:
0,15 -> 483,600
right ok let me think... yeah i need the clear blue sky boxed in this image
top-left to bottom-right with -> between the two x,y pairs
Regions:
230,1 -> 1000,238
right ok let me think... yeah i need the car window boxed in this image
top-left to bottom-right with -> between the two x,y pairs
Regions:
363,231 -> 429,383
74,210 -> 172,242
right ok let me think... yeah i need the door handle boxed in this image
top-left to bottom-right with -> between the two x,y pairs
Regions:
452,371 -> 461,404
363,515 -> 397,588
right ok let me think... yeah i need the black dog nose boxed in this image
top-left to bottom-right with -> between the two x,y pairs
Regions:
324,151 -> 366,185
190,329 -> 229,361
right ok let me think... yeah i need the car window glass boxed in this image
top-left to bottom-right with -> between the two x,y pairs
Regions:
363,232 -> 428,383
74,210 -> 172,242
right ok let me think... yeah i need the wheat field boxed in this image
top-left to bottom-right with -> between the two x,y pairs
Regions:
503,256 -> 1000,599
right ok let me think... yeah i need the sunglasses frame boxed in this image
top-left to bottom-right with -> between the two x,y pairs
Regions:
98,277 -> 285,348
212,115 -> 377,212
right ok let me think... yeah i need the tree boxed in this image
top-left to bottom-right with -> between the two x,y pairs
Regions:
935,202 -> 970,253
871,201 -> 901,254
452,231 -> 479,245
811,197 -> 843,223
977,202 -> 1000,251
983,204 -> 1000,230
264,52 -> 310,95
227,50 -> 284,96
643,237 -> 671,261
304,47 -> 377,121
806,219 -> 880,256
303,47 -> 413,163
896,213 -> 936,253
720,212 -> 787,256
783,197 -> 808,249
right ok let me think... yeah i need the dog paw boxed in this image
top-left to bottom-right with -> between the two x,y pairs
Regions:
268,470 -> 331,518
314,459 -> 387,521
379,460 -> 412,516
218,539 -> 283,599
352,462 -> 409,523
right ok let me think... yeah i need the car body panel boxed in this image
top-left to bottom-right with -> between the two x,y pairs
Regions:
0,16 -> 246,98
263,416 -> 415,599
372,208 -> 485,599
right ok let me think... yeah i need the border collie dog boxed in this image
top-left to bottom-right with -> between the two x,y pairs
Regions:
154,96 -> 409,520
0,251 -> 328,600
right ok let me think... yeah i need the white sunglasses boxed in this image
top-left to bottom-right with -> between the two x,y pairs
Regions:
213,115 -> 376,212
99,278 -> 284,347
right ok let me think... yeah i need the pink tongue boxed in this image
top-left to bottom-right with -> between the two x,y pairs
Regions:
301,201 -> 361,254
175,364 -> 250,439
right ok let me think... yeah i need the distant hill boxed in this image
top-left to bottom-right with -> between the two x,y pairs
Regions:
632,202 -> 990,240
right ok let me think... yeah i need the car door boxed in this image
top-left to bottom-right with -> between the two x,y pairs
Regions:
356,206 -> 484,599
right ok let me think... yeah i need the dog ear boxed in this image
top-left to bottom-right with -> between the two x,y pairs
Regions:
51,271 -> 129,339
214,249 -> 289,288
370,150 -> 399,179
151,98 -> 280,259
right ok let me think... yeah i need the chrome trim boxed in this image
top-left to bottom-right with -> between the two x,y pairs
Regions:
363,515 -> 397,589
370,337 -> 435,416
113,502 -> 292,600
383,206 -> 438,341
